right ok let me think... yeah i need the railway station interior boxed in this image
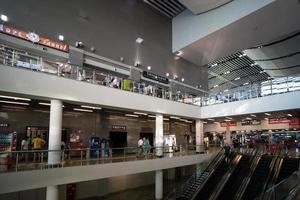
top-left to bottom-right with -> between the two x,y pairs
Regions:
0,0 -> 300,200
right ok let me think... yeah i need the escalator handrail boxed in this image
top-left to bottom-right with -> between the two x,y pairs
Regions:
172,148 -> 223,199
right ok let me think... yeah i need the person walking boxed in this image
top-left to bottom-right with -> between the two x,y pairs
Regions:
224,144 -> 231,164
32,135 -> 46,162
143,138 -> 151,158
21,136 -> 29,163
137,137 -> 144,158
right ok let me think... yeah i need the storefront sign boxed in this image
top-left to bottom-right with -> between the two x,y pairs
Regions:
16,60 -> 41,70
0,24 -> 69,52
269,118 -> 291,124
142,71 -> 169,84
241,120 -> 261,126
112,125 -> 126,131
220,122 -> 237,127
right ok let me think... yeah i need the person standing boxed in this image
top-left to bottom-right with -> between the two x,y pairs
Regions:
137,137 -> 144,158
21,136 -> 29,163
224,144 -> 231,164
32,135 -> 46,162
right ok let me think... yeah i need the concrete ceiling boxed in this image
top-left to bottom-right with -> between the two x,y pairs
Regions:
180,0 -> 300,67
178,0 -> 232,14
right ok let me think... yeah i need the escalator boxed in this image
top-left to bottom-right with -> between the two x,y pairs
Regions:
241,155 -> 273,200
192,154 -> 236,200
276,157 -> 300,184
215,154 -> 253,200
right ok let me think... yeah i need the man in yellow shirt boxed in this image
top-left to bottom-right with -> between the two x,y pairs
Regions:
32,135 -> 46,162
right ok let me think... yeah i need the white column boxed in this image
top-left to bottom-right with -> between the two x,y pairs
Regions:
46,185 -> 59,200
225,126 -> 232,145
155,114 -> 164,157
155,170 -> 163,200
196,120 -> 204,153
48,100 -> 63,164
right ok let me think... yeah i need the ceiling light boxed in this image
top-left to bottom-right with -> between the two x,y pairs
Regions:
287,114 -> 293,117
265,113 -> 271,116
81,105 -> 102,110
176,51 -> 183,56
224,71 -> 230,75
163,118 -> 169,121
238,54 -> 243,58
166,73 -> 169,77
125,114 -> 139,118
242,53 -> 246,56
39,102 -> 65,108
234,77 -> 241,81
58,35 -> 64,41
224,119 -> 231,122
214,122 -> 219,124
203,121 -> 207,124
265,118 -> 269,120
260,70 -> 265,74
134,112 -> 147,115
147,66 -> 151,71
148,115 -> 156,118
207,119 -> 215,121
0,100 -> 29,105
185,120 -> 193,123
170,116 -> 180,119
211,63 -> 218,67
181,78 -> 185,82
224,89 -> 229,92
226,117 -> 233,119
213,85 -> 219,88
136,37 -> 144,44
73,108 -> 93,113
0,95 -> 31,101
243,82 -> 249,85
246,117 -> 252,120
0,14 -> 8,22
250,114 -> 256,117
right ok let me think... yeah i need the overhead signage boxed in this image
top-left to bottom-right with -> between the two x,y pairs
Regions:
269,118 -> 291,124
0,24 -> 69,52
16,60 -> 41,70
220,122 -> 237,127
142,71 -> 169,84
241,120 -> 261,126
112,125 -> 126,131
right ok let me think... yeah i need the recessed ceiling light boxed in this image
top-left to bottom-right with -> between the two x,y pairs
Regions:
39,102 -> 65,108
58,35 -> 64,41
211,63 -> 218,67
224,119 -> 231,122
163,118 -> 169,121
0,100 -> 29,105
170,116 -> 180,119
224,89 -> 229,92
73,108 -> 93,113
224,71 -> 230,75
147,66 -> 151,70
203,121 -> 207,124
81,105 -> 102,110
287,114 -> 293,117
265,118 -> 269,120
243,82 -> 249,85
148,115 -> 156,118
207,119 -> 215,121
0,14 -> 8,22
136,37 -> 144,44
125,114 -> 139,118
265,113 -> 271,116
0,95 -> 31,101
181,78 -> 185,82
225,117 -> 233,119
213,85 -> 219,88
246,117 -> 252,120
250,114 -> 256,117
234,77 -> 241,81
166,73 -> 169,77
260,70 -> 265,73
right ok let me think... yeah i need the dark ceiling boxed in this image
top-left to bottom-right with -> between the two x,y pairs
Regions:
143,0 -> 186,18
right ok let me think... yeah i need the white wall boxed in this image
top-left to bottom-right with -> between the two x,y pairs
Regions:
0,153 -> 214,194
172,0 -> 274,51
0,65 -> 201,119
204,119 -> 290,132
201,91 -> 300,119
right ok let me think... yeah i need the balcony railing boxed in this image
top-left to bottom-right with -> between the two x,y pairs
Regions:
0,144 -> 220,173
1,43 -> 299,107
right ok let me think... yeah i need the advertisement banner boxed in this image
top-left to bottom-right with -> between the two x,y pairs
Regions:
241,120 -> 261,126
269,118 -> 291,124
220,122 -> 237,127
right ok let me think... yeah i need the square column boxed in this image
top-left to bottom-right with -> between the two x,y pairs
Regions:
155,114 -> 163,157
196,120 -> 204,153
225,126 -> 232,145
46,185 -> 59,200
155,170 -> 163,200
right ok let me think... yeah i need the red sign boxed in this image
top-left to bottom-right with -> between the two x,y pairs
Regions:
221,122 -> 237,127
269,118 -> 291,124
112,125 -> 126,131
0,24 -> 69,52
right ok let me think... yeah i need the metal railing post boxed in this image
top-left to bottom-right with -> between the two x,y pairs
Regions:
41,152 -> 44,169
15,153 -> 19,172
80,150 -> 83,166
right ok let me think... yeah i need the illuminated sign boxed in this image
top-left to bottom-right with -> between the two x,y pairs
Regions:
220,122 -> 237,127
142,71 -> 169,84
0,24 -> 69,52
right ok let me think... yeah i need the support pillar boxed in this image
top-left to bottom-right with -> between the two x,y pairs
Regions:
225,126 -> 232,145
48,100 -> 63,164
155,170 -> 163,200
46,185 -> 59,200
196,120 -> 204,153
155,114 -> 163,157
